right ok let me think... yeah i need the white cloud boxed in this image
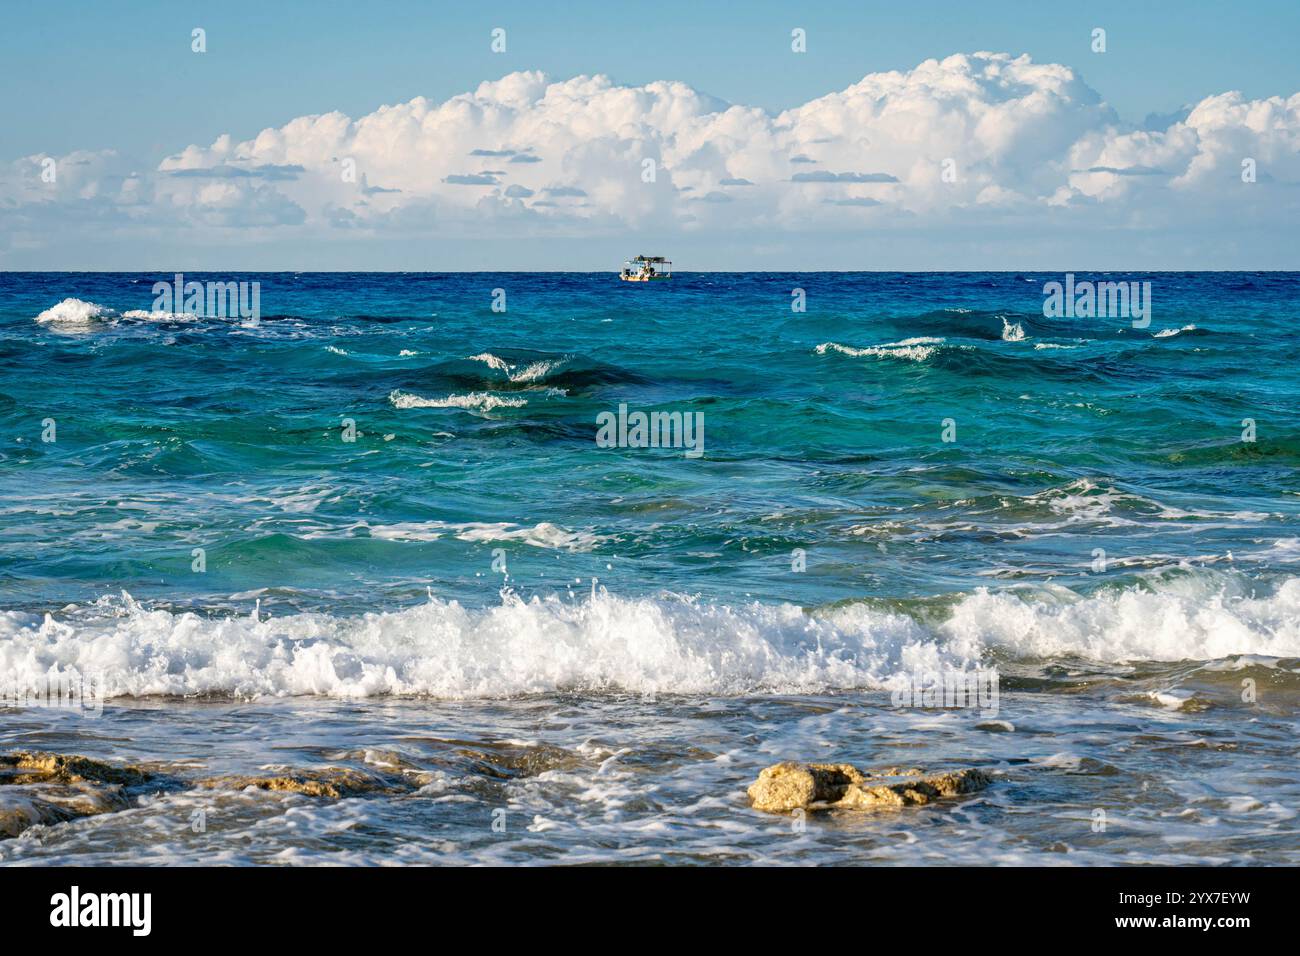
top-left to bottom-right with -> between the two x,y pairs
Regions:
2,52 -> 1297,263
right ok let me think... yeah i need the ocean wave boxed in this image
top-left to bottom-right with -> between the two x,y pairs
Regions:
0,590 -> 941,699
34,297 -> 115,331
36,298 -> 208,331
467,352 -> 512,372
360,519 -> 604,551
887,307 -> 1063,341
436,350 -> 642,392
120,309 -> 195,322
950,477 -> 1271,530
943,573 -> 1300,663
389,389 -> 528,412
816,337 -> 949,362
4,574 -> 1298,700
1154,324 -> 1197,338
467,351 -> 567,383
1000,317 -> 1026,341
511,359 -> 563,382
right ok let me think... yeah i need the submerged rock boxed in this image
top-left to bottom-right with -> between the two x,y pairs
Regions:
0,751 -> 153,787
747,762 -> 991,812
0,751 -> 154,839
0,749 -> 433,840
198,767 -> 409,799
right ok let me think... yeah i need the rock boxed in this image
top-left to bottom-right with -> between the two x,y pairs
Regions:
0,751 -> 152,787
0,749 -> 423,841
747,762 -> 991,812
744,763 -> 862,811
198,767 -> 407,799
834,768 -> 993,809
0,751 -> 151,839
0,793 -> 78,838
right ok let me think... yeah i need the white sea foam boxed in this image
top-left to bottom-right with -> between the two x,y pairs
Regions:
1034,478 -> 1130,522
1000,317 -> 1026,341
816,337 -> 947,362
510,359 -> 562,382
467,352 -> 566,382
120,309 -> 194,322
0,591 -> 948,700
941,575 -> 1300,663
1256,538 -> 1300,562
1014,478 -> 1268,527
1155,324 -> 1197,338
1149,689 -> 1195,710
34,298 -> 116,331
363,519 -> 604,551
37,299 -> 206,331
467,352 -> 511,371
389,389 -> 527,412
5,575 -> 1298,701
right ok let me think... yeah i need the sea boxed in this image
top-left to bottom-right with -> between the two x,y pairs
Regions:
1,271 -> 1297,864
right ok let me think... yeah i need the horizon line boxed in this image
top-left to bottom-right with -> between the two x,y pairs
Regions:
5,268 -> 1299,275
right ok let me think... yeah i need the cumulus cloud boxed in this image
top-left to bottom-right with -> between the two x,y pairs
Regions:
2,51 -> 1297,260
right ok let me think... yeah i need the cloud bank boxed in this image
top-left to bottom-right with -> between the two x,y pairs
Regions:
3,52 -> 1297,267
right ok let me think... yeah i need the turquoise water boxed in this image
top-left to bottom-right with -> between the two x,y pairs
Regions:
2,272 -> 1298,864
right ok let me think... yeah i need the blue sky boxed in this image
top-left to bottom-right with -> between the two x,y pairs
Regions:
2,1 -> 1298,269
6,1 -> 1299,157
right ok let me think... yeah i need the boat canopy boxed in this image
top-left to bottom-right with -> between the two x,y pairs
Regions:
620,254 -> 673,280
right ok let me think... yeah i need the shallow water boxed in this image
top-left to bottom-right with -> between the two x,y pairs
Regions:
4,685 -> 1297,865
2,272 -> 1298,863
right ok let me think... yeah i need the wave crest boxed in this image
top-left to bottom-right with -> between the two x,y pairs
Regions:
389,389 -> 528,412
34,297 -> 115,330
816,337 -> 949,362
4,574 -> 1298,701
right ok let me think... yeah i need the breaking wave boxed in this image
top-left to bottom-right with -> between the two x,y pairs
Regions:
4,574 -> 1298,701
35,298 -> 208,331
816,337 -> 950,362
389,389 -> 528,412
34,297 -> 115,330
467,352 -> 567,383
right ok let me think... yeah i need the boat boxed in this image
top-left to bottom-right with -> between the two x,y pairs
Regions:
620,255 -> 673,282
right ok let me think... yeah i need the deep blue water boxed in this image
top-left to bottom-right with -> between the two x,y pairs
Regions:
4,272 -> 1298,615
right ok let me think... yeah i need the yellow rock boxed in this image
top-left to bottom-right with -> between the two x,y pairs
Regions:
199,767 -> 405,799
0,751 -> 148,839
747,762 -> 991,812
0,751 -> 151,786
